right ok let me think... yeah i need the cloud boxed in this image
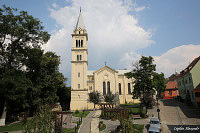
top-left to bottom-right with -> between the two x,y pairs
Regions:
154,44 -> 200,77
135,6 -> 146,12
51,2 -> 59,9
44,0 -> 154,85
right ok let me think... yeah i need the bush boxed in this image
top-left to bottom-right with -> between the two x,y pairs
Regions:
75,110 -> 79,114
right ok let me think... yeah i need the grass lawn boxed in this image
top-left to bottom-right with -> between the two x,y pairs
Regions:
131,124 -> 144,133
0,122 -> 24,132
72,111 -> 90,118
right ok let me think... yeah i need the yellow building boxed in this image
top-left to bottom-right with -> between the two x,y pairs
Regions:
70,11 -> 139,111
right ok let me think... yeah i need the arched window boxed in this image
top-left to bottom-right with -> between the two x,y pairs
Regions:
128,83 -> 131,94
76,40 -> 78,47
107,81 -> 110,94
77,55 -> 79,61
119,83 -> 122,95
78,84 -> 80,89
78,72 -> 80,77
81,40 -> 83,47
79,40 -> 81,47
80,55 -> 82,61
103,82 -> 106,95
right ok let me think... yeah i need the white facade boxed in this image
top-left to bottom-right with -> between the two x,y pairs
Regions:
70,11 -> 139,110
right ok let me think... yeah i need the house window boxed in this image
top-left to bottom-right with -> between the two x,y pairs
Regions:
103,82 -> 106,95
77,55 -> 79,61
119,83 -> 122,95
107,81 -> 110,94
185,79 -> 188,84
80,55 -> 82,61
128,83 -> 131,94
189,77 -> 192,83
78,84 -> 80,89
78,72 -> 80,77
168,90 -> 172,95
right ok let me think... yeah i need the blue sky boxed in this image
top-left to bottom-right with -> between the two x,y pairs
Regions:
1,0 -> 200,86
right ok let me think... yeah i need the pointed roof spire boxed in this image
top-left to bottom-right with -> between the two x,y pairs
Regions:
75,7 -> 86,30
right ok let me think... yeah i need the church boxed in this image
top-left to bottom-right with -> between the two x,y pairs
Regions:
70,11 -> 139,110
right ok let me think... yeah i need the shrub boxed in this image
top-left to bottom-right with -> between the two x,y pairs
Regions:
75,110 -> 79,114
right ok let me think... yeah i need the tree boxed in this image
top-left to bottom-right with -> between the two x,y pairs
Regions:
23,104 -> 54,133
153,72 -> 166,98
103,92 -> 116,104
125,56 -> 156,109
0,5 -> 71,125
88,91 -> 102,109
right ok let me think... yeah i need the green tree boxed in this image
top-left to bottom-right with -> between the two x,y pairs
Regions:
23,104 -> 54,133
153,72 -> 166,98
103,92 -> 116,104
88,91 -> 102,109
125,56 -> 156,109
0,5 -> 49,124
0,5 -> 70,125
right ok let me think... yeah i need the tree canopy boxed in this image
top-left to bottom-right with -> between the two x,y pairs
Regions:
125,56 -> 163,108
0,5 -> 69,124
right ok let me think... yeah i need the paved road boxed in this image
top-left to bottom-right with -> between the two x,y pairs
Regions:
159,99 -> 200,133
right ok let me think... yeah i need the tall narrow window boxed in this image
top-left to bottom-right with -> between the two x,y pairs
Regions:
119,83 -> 122,95
76,40 -> 78,47
78,72 -> 80,77
107,81 -> 110,94
80,55 -> 82,61
78,84 -> 80,89
81,40 -> 83,47
103,82 -> 106,95
128,83 -> 131,94
77,55 -> 79,61
79,40 -> 81,47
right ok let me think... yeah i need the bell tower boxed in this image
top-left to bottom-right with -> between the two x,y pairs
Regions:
70,9 -> 89,110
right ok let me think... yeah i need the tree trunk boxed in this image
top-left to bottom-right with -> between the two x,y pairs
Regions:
0,101 -> 7,126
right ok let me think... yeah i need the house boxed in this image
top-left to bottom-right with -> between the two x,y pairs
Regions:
176,56 -> 200,108
163,75 -> 179,99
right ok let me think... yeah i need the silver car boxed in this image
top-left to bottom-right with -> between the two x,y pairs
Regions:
148,117 -> 161,133
148,126 -> 160,133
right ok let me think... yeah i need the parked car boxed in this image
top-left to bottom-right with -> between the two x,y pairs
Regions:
149,117 -> 161,130
148,117 -> 161,133
148,126 -> 160,133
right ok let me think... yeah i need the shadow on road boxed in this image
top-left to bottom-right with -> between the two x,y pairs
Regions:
161,99 -> 200,118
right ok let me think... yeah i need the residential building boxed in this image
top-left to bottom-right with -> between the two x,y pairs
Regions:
176,56 -> 200,108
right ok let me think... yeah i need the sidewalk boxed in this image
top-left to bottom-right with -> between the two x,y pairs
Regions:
79,111 -> 96,133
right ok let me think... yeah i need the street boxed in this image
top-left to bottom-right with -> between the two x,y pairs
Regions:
159,99 -> 200,133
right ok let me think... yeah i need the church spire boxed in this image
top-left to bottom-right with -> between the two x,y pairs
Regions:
75,8 -> 86,30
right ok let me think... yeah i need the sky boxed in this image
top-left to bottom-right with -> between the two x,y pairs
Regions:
1,0 -> 200,86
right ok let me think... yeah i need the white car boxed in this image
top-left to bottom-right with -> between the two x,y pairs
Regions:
148,117 -> 161,133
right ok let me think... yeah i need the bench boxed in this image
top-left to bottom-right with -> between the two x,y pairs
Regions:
132,115 -> 141,119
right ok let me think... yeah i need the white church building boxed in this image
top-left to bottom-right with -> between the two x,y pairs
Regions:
70,11 -> 139,110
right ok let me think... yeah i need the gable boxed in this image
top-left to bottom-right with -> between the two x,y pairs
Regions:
94,66 -> 118,75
